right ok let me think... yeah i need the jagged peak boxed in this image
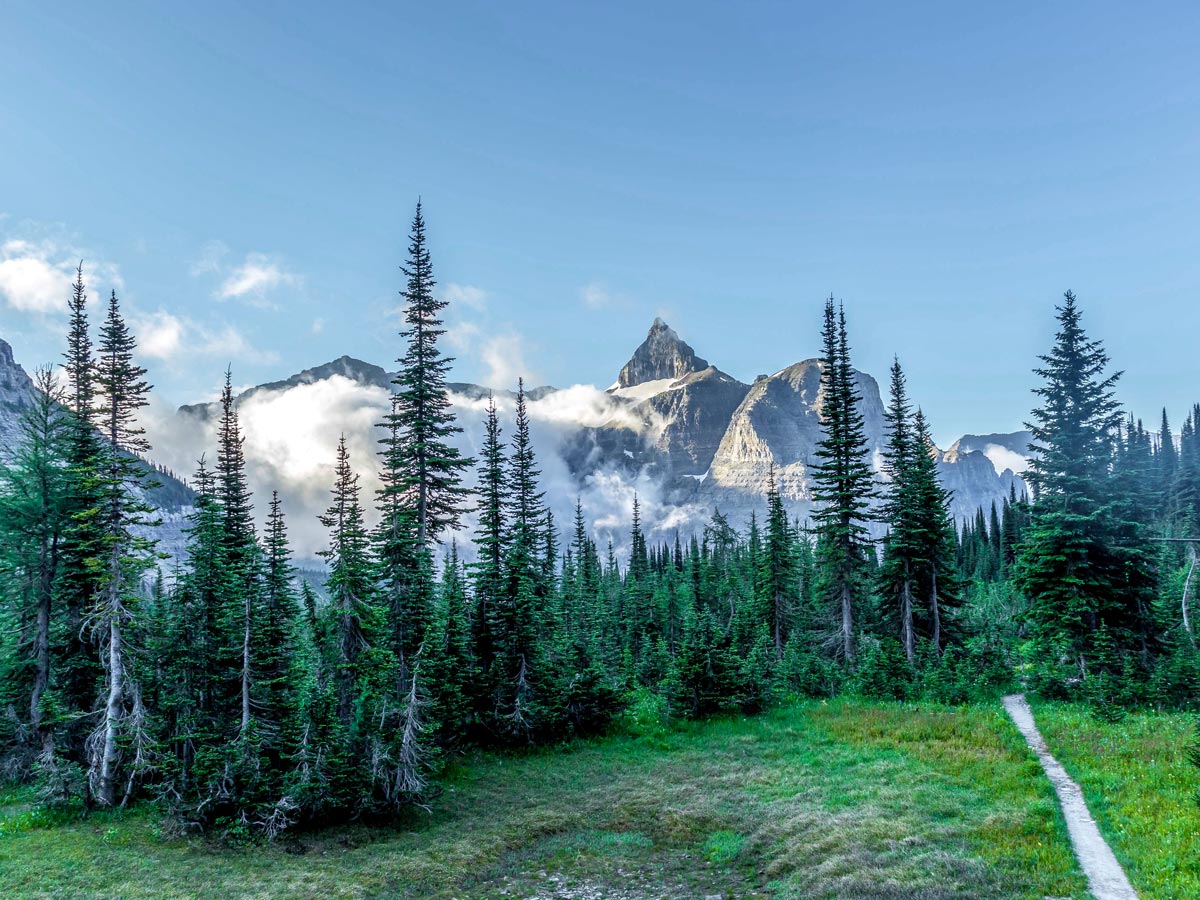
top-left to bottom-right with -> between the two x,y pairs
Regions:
615,318 -> 710,389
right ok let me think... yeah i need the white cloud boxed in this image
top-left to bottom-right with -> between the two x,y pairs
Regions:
444,320 -> 481,353
479,332 -> 537,390
441,282 -> 488,311
0,253 -> 70,313
0,236 -> 123,316
581,281 -> 638,311
145,362 -> 700,564
982,443 -> 1030,476
217,253 -> 300,305
148,375 -> 391,561
136,310 -> 186,359
130,308 -> 279,367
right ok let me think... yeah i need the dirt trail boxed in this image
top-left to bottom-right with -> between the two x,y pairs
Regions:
1002,694 -> 1138,900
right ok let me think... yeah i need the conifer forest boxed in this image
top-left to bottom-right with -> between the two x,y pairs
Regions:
2,199 -> 1199,892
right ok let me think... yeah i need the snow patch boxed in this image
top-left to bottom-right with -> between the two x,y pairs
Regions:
608,377 -> 681,402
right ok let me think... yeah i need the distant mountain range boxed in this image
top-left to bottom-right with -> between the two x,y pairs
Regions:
168,318 -> 1031,550
0,323 -> 1030,561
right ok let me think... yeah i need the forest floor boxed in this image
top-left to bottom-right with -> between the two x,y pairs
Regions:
0,699 -> 1109,900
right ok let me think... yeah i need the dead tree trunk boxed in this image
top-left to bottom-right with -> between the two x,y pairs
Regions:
96,577 -> 125,807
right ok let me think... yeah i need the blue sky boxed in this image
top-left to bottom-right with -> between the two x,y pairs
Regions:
2,1 -> 1199,445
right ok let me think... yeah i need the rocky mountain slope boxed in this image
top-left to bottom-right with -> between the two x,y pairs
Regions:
0,338 -> 35,455
564,321 -> 1028,531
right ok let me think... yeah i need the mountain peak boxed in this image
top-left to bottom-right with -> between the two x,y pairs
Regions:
616,319 -> 709,389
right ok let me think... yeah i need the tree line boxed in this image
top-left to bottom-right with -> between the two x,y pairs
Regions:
1,205 -> 1196,838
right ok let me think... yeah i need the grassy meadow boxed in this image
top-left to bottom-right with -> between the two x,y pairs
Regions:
1032,701 -> 1200,900
0,698 -> 1094,900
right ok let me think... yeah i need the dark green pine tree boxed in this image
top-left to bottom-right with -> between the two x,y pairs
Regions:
495,380 -> 549,742
0,368 -> 72,764
625,495 -> 653,660
1015,291 -> 1157,691
377,202 -> 474,674
470,397 -> 508,690
761,465 -> 796,659
56,263 -> 104,752
1158,408 -> 1177,495
810,298 -> 876,663
215,370 -> 264,739
424,542 -> 473,747
878,358 -> 921,662
90,290 -> 159,807
318,436 -> 385,731
165,457 -> 226,799
259,492 -> 300,748
908,408 -> 961,652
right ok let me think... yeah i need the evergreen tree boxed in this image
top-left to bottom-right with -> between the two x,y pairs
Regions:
494,381 -> 550,741
57,263 -> 104,755
908,408 -> 961,652
259,492 -> 299,744
318,436 -> 382,729
376,202 -> 473,677
470,397 -> 508,685
1015,291 -> 1156,690
878,358 -> 921,662
90,290 -> 158,807
761,465 -> 796,659
811,298 -> 876,663
215,370 -> 263,737
0,368 -> 71,763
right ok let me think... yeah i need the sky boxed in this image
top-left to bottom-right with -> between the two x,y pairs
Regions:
2,1 -> 1199,446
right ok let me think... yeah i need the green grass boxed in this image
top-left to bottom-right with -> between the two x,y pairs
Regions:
0,699 -> 1088,899
1031,700 -> 1200,899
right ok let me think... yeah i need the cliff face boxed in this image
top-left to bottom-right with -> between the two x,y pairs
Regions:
706,360 -> 885,502
640,367 -> 751,477
0,338 -> 35,457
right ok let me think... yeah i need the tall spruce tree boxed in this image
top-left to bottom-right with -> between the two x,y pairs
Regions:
761,465 -> 796,659
878,358 -> 920,661
377,201 -> 473,675
319,436 -> 382,729
470,397 -> 507,681
495,380 -> 549,741
1015,291 -> 1156,689
810,298 -> 876,663
908,408 -> 960,652
215,370 -> 262,737
0,368 -> 71,761
90,290 -> 158,807
57,263 -> 104,751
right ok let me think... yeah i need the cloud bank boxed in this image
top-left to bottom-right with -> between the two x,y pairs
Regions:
144,374 -> 706,567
